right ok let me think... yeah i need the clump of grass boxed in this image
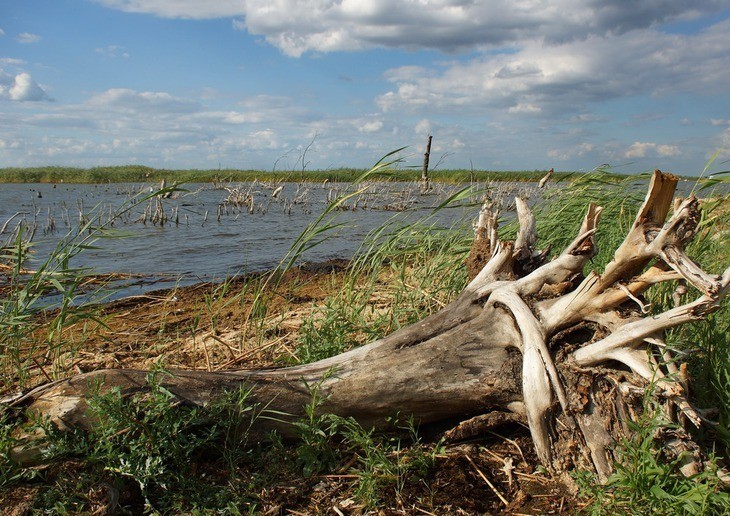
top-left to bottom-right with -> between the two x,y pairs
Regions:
82,370 -> 260,511
288,375 -> 441,509
341,415 -> 442,510
291,218 -> 472,364
287,370 -> 343,477
296,296 -> 365,363
3,366 -> 264,513
0,412 -> 43,489
575,403 -> 730,515
1,214 -> 108,389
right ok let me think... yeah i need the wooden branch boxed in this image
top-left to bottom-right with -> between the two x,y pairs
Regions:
514,197 -> 537,261
491,288 -> 567,467
538,168 -> 554,189
601,170 -> 678,286
572,268 -> 729,369
466,200 -> 500,281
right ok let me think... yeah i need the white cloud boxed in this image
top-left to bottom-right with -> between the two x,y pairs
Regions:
17,32 -> 41,44
0,87 -> 339,168
220,111 -> 250,124
95,45 -> 130,58
87,88 -> 200,113
548,143 -> 596,161
508,103 -> 541,115
0,28 -> 5,37
376,20 -> 730,117
358,118 -> 383,133
248,129 -> 279,149
414,119 -> 431,135
710,119 -> 729,126
94,0 -> 245,19
94,1 -> 727,56
0,71 -> 50,101
656,145 -> 682,157
625,142 -> 681,159
450,138 -> 465,150
625,142 -> 652,158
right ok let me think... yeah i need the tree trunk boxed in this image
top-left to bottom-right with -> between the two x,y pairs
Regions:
7,171 -> 729,481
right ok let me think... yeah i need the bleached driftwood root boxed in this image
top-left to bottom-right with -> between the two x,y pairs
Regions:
5,171 -> 728,482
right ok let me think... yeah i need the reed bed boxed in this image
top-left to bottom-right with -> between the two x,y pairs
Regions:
1,164 -> 589,184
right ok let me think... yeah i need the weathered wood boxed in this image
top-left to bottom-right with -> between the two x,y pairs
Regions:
421,134 -> 433,193
538,168 -> 553,188
14,300 -> 523,436
7,171 -> 728,482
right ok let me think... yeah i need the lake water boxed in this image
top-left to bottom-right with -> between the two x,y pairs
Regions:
0,181 -> 499,297
0,178 -> 723,299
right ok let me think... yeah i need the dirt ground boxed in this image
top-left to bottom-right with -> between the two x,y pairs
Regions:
2,261 -> 585,514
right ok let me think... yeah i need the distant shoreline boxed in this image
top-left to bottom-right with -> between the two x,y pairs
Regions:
2,165 -> 721,185
0,165 -> 595,184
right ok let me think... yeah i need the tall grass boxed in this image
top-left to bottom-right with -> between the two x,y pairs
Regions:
0,185 -> 183,390
289,178 -> 476,363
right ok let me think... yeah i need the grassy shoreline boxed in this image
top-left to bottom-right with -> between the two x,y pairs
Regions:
2,164 -> 595,184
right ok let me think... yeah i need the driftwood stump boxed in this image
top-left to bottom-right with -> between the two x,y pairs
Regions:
7,170 -> 729,480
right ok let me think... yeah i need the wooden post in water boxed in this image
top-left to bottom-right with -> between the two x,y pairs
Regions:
421,134 -> 433,194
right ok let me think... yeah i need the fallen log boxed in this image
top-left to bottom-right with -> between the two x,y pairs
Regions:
6,170 -> 729,481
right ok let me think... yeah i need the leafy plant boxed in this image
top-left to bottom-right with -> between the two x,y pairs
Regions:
575,405 -> 730,515
2,366 -> 263,513
341,415 -> 441,509
291,372 -> 345,477
83,368 -> 259,509
0,412 -> 44,488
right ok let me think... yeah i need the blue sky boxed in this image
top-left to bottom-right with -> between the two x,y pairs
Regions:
1,0 -> 729,174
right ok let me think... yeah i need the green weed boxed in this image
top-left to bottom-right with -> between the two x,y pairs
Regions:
341,416 -> 442,509
6,367 -> 263,513
291,372 -> 345,477
575,405 -> 730,515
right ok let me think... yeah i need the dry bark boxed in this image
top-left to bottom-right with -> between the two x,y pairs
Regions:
6,170 -> 729,480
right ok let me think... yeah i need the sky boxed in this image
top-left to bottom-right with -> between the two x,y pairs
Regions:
1,1 -> 729,175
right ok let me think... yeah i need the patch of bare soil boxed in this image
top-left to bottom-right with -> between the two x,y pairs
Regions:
253,438 -> 576,514
0,485 -> 38,516
2,260 -> 352,391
